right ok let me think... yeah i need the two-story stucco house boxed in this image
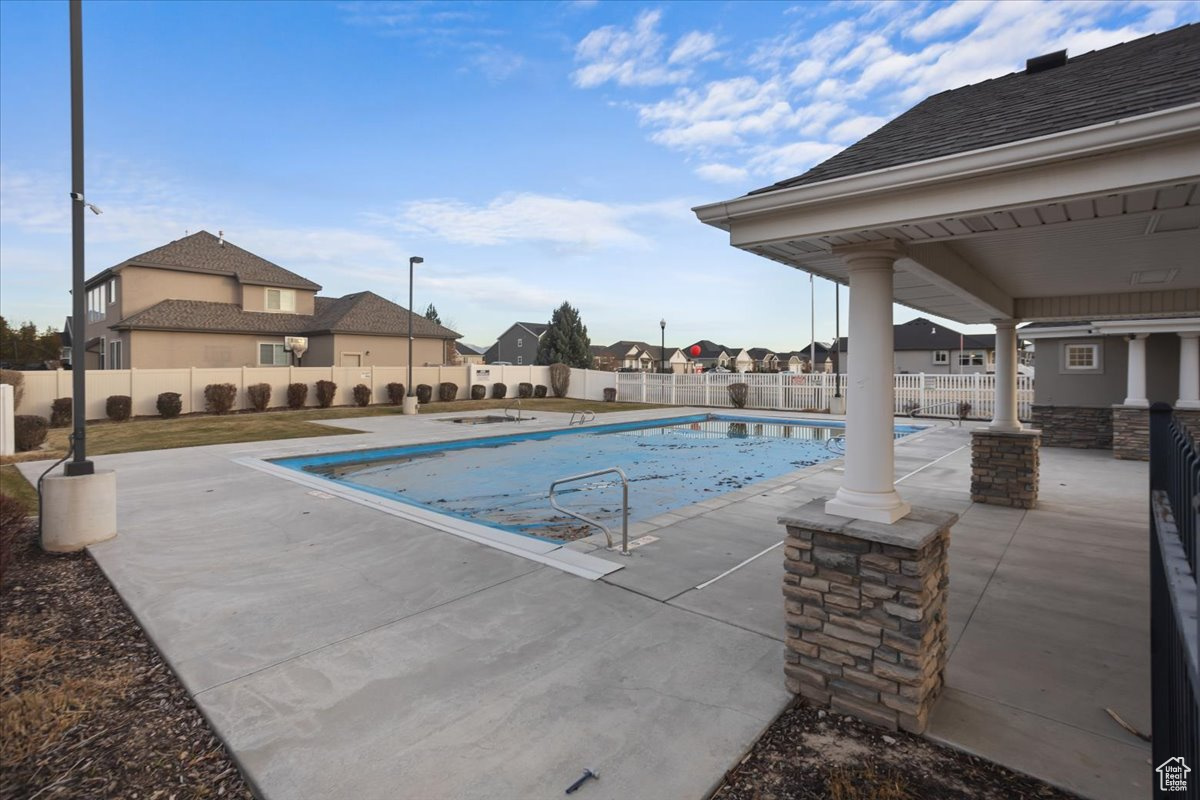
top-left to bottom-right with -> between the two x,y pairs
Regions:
79,231 -> 459,369
484,322 -> 549,365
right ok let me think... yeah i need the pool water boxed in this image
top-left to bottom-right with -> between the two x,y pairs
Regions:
274,415 -> 923,541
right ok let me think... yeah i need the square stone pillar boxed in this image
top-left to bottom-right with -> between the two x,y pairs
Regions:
970,429 -> 1041,508
780,500 -> 955,734
1112,405 -> 1150,460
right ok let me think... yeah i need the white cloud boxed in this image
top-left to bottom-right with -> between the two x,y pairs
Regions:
908,0 -> 995,41
747,141 -> 843,181
827,114 -> 888,143
639,77 -> 797,150
694,163 -> 750,184
393,192 -> 687,249
669,31 -> 719,65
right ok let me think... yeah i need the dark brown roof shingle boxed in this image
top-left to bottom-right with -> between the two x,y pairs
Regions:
107,231 -> 322,290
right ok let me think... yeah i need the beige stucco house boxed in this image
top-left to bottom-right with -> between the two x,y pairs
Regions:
80,231 -> 459,369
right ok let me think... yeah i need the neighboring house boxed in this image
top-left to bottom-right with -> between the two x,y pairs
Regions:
487,322 -> 548,365
745,347 -> 778,372
1021,317 -> 1199,451
591,340 -> 683,372
682,340 -> 732,371
80,231 -> 459,369
836,318 -> 1029,374
455,342 -> 487,365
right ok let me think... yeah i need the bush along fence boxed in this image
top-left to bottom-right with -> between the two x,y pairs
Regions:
13,364 -> 619,422
616,372 -> 1034,422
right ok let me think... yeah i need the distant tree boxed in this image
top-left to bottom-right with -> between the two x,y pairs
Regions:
0,316 -> 61,365
535,302 -> 591,368
423,304 -> 441,324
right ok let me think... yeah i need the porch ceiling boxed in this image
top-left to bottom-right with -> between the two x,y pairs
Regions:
697,106 -> 1200,325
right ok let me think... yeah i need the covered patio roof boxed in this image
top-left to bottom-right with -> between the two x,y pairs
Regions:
694,24 -> 1200,325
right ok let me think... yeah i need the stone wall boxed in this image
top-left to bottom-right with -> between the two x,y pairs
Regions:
780,501 -> 955,734
1031,405 -> 1111,449
1112,405 -> 1149,461
970,430 -> 1040,508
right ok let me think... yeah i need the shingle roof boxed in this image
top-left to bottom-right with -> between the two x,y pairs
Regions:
101,230 -> 322,290
516,322 -> 549,336
114,291 -> 459,338
750,24 -> 1200,195
684,340 -> 730,359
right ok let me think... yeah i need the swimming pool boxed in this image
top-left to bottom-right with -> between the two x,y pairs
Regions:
272,414 -> 924,542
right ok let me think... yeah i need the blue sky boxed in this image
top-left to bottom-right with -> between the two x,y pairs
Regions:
2,0 -> 1196,351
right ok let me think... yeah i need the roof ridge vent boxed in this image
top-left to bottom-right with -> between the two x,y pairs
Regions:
1026,49 -> 1067,74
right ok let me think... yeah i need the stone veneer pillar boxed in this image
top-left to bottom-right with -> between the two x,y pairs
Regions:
780,500 -> 955,734
970,429 -> 1041,508
1112,405 -> 1150,461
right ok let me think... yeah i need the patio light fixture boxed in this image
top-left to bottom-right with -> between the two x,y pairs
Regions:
408,256 -> 423,398
660,318 -> 666,373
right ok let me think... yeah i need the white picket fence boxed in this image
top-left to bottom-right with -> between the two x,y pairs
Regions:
13,364 -> 617,421
617,372 -> 1034,421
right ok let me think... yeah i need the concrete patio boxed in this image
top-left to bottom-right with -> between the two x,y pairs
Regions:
17,408 -> 1151,799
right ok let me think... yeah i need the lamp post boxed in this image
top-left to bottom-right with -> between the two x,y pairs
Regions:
660,318 -> 666,374
405,256 -> 423,414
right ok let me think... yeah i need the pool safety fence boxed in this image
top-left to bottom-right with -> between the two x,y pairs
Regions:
615,372 -> 1034,422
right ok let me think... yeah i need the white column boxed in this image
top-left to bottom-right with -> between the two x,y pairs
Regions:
826,244 -> 911,524
989,319 -> 1022,432
1178,332 -> 1200,410
1123,334 -> 1149,407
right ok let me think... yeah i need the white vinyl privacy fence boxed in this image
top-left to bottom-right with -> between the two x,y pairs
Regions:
14,364 -> 617,421
617,372 -> 1034,421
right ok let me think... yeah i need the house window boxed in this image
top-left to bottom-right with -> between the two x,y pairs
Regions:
265,288 -> 296,312
106,278 -> 118,305
259,343 -> 289,366
517,355 -> 523,365
87,286 -> 106,322
932,350 -> 949,365
1065,343 -> 1099,370
958,350 -> 984,366
108,340 -> 122,370
517,338 -> 523,348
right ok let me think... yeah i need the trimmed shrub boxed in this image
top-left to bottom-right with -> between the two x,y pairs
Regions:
727,422 -> 748,438
534,385 -> 547,398
438,382 -> 458,402
603,387 -> 617,402
353,384 -> 371,407
0,369 -> 24,411
50,397 -> 72,428
728,382 -> 749,409
247,383 -> 272,412
204,383 -> 238,414
958,401 -> 972,421
386,382 -> 405,405
518,382 -> 533,399
14,415 -> 48,451
491,383 -> 507,400
549,363 -> 570,398
287,382 -> 309,409
157,392 -> 182,419
470,385 -> 486,401
106,395 -> 133,422
315,380 -> 337,409
416,384 -> 432,404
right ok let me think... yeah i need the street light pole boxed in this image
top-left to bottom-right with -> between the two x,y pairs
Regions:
65,0 -> 92,477
407,256 -> 423,406
660,318 -> 666,374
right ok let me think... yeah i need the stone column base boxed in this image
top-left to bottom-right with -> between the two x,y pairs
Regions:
41,470 -> 118,552
779,500 -> 955,734
971,429 -> 1040,508
1112,405 -> 1150,460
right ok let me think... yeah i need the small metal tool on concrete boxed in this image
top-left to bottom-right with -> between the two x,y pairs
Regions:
565,768 -> 598,794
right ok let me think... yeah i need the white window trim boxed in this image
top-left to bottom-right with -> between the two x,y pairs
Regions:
932,350 -> 949,365
265,288 -> 296,313
517,355 -> 523,365
517,338 -> 523,348
1063,342 -> 1101,372
108,339 -> 122,370
258,341 -> 289,366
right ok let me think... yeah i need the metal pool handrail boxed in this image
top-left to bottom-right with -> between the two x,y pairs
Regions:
907,401 -> 966,426
826,434 -> 846,454
569,410 -> 595,426
549,467 -> 630,556
504,398 -> 523,422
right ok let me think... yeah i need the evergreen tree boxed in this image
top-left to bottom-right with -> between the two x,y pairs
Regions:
535,302 -> 591,368
423,303 -> 441,324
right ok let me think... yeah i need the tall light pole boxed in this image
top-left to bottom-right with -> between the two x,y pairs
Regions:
65,0 -> 92,477
407,256 -> 423,405
660,318 -> 666,374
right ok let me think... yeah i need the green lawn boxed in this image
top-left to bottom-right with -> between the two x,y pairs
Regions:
0,398 -> 667,508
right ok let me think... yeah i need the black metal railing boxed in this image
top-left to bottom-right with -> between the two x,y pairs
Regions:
1149,403 -> 1199,799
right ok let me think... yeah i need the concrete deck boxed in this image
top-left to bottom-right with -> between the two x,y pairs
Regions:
18,408 -> 1151,799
